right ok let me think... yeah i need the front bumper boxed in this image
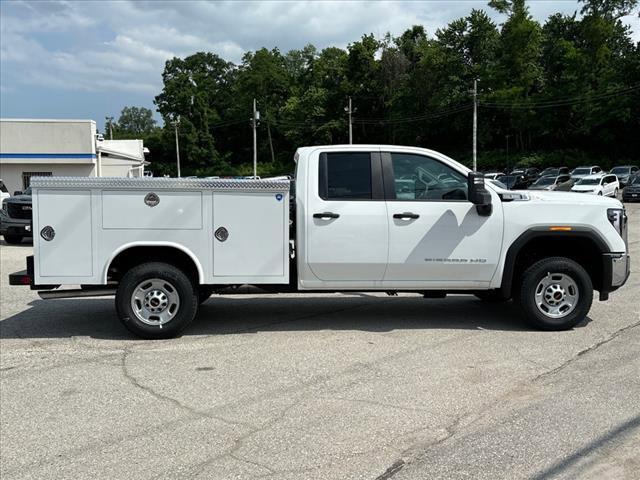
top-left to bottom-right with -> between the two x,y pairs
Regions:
599,253 -> 630,300
0,217 -> 32,237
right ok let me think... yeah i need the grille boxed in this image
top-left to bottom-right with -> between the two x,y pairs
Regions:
7,203 -> 33,220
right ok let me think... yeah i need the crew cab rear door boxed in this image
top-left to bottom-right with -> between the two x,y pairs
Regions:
381,151 -> 504,287
304,149 -> 388,283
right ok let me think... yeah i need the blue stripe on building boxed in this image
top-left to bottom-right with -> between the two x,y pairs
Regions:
0,153 -> 96,159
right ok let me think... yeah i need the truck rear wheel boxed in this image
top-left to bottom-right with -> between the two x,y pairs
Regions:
516,257 -> 593,331
115,262 -> 198,339
3,234 -> 23,244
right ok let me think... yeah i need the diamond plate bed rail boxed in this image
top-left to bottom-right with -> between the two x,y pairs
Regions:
29,176 -> 290,191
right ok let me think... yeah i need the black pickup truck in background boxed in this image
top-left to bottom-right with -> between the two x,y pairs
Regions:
0,187 -> 33,244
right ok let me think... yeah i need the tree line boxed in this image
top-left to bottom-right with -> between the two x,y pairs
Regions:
109,0 -> 640,176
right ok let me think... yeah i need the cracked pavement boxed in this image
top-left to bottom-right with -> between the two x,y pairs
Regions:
1,203 -> 639,480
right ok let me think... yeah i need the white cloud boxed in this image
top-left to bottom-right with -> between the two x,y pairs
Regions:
1,0 -> 638,99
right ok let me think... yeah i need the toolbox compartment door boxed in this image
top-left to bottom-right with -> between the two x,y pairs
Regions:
213,192 -> 287,278
101,190 -> 202,230
37,190 -> 93,277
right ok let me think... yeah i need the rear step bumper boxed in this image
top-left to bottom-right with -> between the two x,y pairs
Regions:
8,269 -> 31,286
8,255 -> 58,290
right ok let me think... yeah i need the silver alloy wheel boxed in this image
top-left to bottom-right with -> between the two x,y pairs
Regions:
534,273 -> 579,319
131,278 -> 180,327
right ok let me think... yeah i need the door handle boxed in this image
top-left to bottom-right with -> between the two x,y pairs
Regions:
393,212 -> 420,219
313,212 -> 340,219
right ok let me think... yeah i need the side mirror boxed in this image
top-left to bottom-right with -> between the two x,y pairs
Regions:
13,191 -> 22,196
468,172 -> 492,216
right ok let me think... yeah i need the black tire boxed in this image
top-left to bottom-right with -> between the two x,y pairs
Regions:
198,286 -> 216,304
3,234 -> 23,244
516,257 -> 593,331
474,290 -> 509,302
115,262 -> 198,339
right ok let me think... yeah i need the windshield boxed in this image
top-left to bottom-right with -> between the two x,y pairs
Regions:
542,168 -> 559,176
573,168 -> 591,175
534,177 -> 555,186
23,187 -> 32,195
611,167 -> 630,174
629,176 -> 640,185
577,178 -> 600,185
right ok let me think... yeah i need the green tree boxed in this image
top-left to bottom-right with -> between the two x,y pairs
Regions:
116,106 -> 157,136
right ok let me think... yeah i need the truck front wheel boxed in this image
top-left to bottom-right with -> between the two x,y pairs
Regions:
516,257 -> 593,331
115,262 -> 198,339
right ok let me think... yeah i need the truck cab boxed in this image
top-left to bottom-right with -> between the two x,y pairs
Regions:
9,145 -> 630,339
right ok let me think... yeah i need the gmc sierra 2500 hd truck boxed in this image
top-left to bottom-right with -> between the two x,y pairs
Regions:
9,145 -> 630,339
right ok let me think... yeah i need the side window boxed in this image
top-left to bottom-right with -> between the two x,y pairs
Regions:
319,152 -> 372,200
389,153 -> 468,201
558,175 -> 570,183
632,167 -> 638,173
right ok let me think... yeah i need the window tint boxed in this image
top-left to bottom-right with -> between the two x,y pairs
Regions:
558,175 -> 570,183
390,153 -> 467,200
320,152 -> 372,200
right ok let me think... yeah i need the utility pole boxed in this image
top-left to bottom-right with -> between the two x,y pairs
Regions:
472,79 -> 478,171
506,134 -> 511,173
105,116 -> 114,140
171,115 -> 181,177
344,96 -> 353,144
252,98 -> 260,178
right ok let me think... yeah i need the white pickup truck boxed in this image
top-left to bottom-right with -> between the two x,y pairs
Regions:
9,145 -> 630,339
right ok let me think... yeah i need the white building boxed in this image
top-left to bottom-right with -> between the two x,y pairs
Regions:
0,119 -> 148,194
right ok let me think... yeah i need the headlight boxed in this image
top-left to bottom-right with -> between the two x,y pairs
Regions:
607,208 -> 627,243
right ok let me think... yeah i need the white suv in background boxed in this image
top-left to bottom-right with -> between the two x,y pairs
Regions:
571,174 -> 619,197
0,180 -> 10,202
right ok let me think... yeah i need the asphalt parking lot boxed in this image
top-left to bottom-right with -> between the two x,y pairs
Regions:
1,203 -> 638,480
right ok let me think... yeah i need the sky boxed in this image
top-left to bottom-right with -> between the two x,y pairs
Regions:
1,0 -> 638,132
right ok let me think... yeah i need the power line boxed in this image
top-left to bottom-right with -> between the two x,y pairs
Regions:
479,84 -> 639,109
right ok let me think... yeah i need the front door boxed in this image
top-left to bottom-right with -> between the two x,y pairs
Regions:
304,150 -> 388,283
382,152 -> 504,287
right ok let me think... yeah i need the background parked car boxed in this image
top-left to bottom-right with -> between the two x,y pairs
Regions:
540,167 -> 570,177
571,165 -> 602,180
529,174 -> 574,191
496,174 -> 529,190
609,165 -> 639,187
0,187 -> 33,244
622,174 -> 640,202
510,167 -> 540,185
571,174 -> 619,197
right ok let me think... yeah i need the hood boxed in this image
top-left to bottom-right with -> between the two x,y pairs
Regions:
525,190 -> 621,207
488,184 -> 622,208
6,194 -> 32,203
624,184 -> 640,192
571,184 -> 598,192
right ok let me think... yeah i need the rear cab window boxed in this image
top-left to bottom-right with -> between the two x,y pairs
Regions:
318,152 -> 382,200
